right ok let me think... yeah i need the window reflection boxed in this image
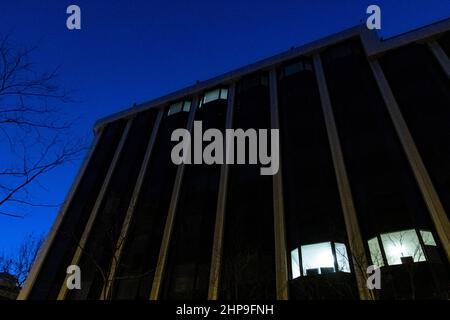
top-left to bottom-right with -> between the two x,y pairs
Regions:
290,249 -> 301,279
168,100 -> 191,116
368,229 -> 438,267
290,241 -> 351,279
199,88 -> 228,107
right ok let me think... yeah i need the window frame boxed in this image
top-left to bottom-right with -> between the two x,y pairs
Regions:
368,228 -> 438,267
289,241 -> 352,280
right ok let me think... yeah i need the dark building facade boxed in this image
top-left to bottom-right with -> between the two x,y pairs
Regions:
19,20 -> 450,300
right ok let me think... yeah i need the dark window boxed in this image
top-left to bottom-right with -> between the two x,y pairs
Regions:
219,73 -> 276,300
161,93 -> 227,300
29,120 -> 126,299
66,110 -> 157,300
380,43 -> 450,222
112,106 -> 190,300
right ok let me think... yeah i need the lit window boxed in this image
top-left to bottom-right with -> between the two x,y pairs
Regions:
290,241 -> 352,279
182,101 -> 191,112
168,100 -> 191,116
301,242 -> 335,276
168,101 -> 182,116
420,230 -> 437,246
203,89 -> 221,104
368,229 -> 441,267
290,249 -> 301,279
199,88 -> 228,107
220,88 -> 228,100
335,242 -> 351,273
368,237 -> 385,267
380,229 -> 426,265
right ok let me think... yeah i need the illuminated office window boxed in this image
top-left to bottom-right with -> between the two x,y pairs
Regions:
291,248 -> 301,279
168,100 -> 191,116
301,242 -> 335,275
199,88 -> 228,107
420,230 -> 437,246
182,100 -> 192,112
168,101 -> 182,116
381,229 -> 426,265
335,242 -> 351,273
220,88 -> 228,100
368,229 -> 441,267
368,237 -> 385,268
203,89 -> 221,104
289,241 -> 351,279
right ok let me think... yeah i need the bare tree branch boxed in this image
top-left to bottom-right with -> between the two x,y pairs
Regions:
0,34 -> 86,218
0,233 -> 44,287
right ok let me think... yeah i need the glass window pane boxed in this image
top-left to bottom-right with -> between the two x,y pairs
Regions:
380,44 -> 450,222
420,230 -> 437,246
168,101 -> 182,115
368,237 -> 385,267
291,248 -> 301,279
284,61 -> 303,76
381,229 -> 426,265
203,89 -> 221,104
182,100 -> 191,112
335,243 -> 350,273
301,242 -> 334,275
220,88 -> 228,100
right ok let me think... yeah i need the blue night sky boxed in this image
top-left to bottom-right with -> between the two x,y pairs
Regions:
0,0 -> 449,253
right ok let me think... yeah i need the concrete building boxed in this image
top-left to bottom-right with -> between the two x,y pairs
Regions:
19,19 -> 450,300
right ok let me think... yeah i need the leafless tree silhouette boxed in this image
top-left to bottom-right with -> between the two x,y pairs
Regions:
0,35 -> 86,218
0,233 -> 44,287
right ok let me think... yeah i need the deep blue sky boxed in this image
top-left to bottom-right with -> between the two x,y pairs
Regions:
0,0 -> 449,253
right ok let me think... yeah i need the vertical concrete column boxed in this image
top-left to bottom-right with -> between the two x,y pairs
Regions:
208,83 -> 236,300
313,54 -> 373,300
269,68 -> 289,300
